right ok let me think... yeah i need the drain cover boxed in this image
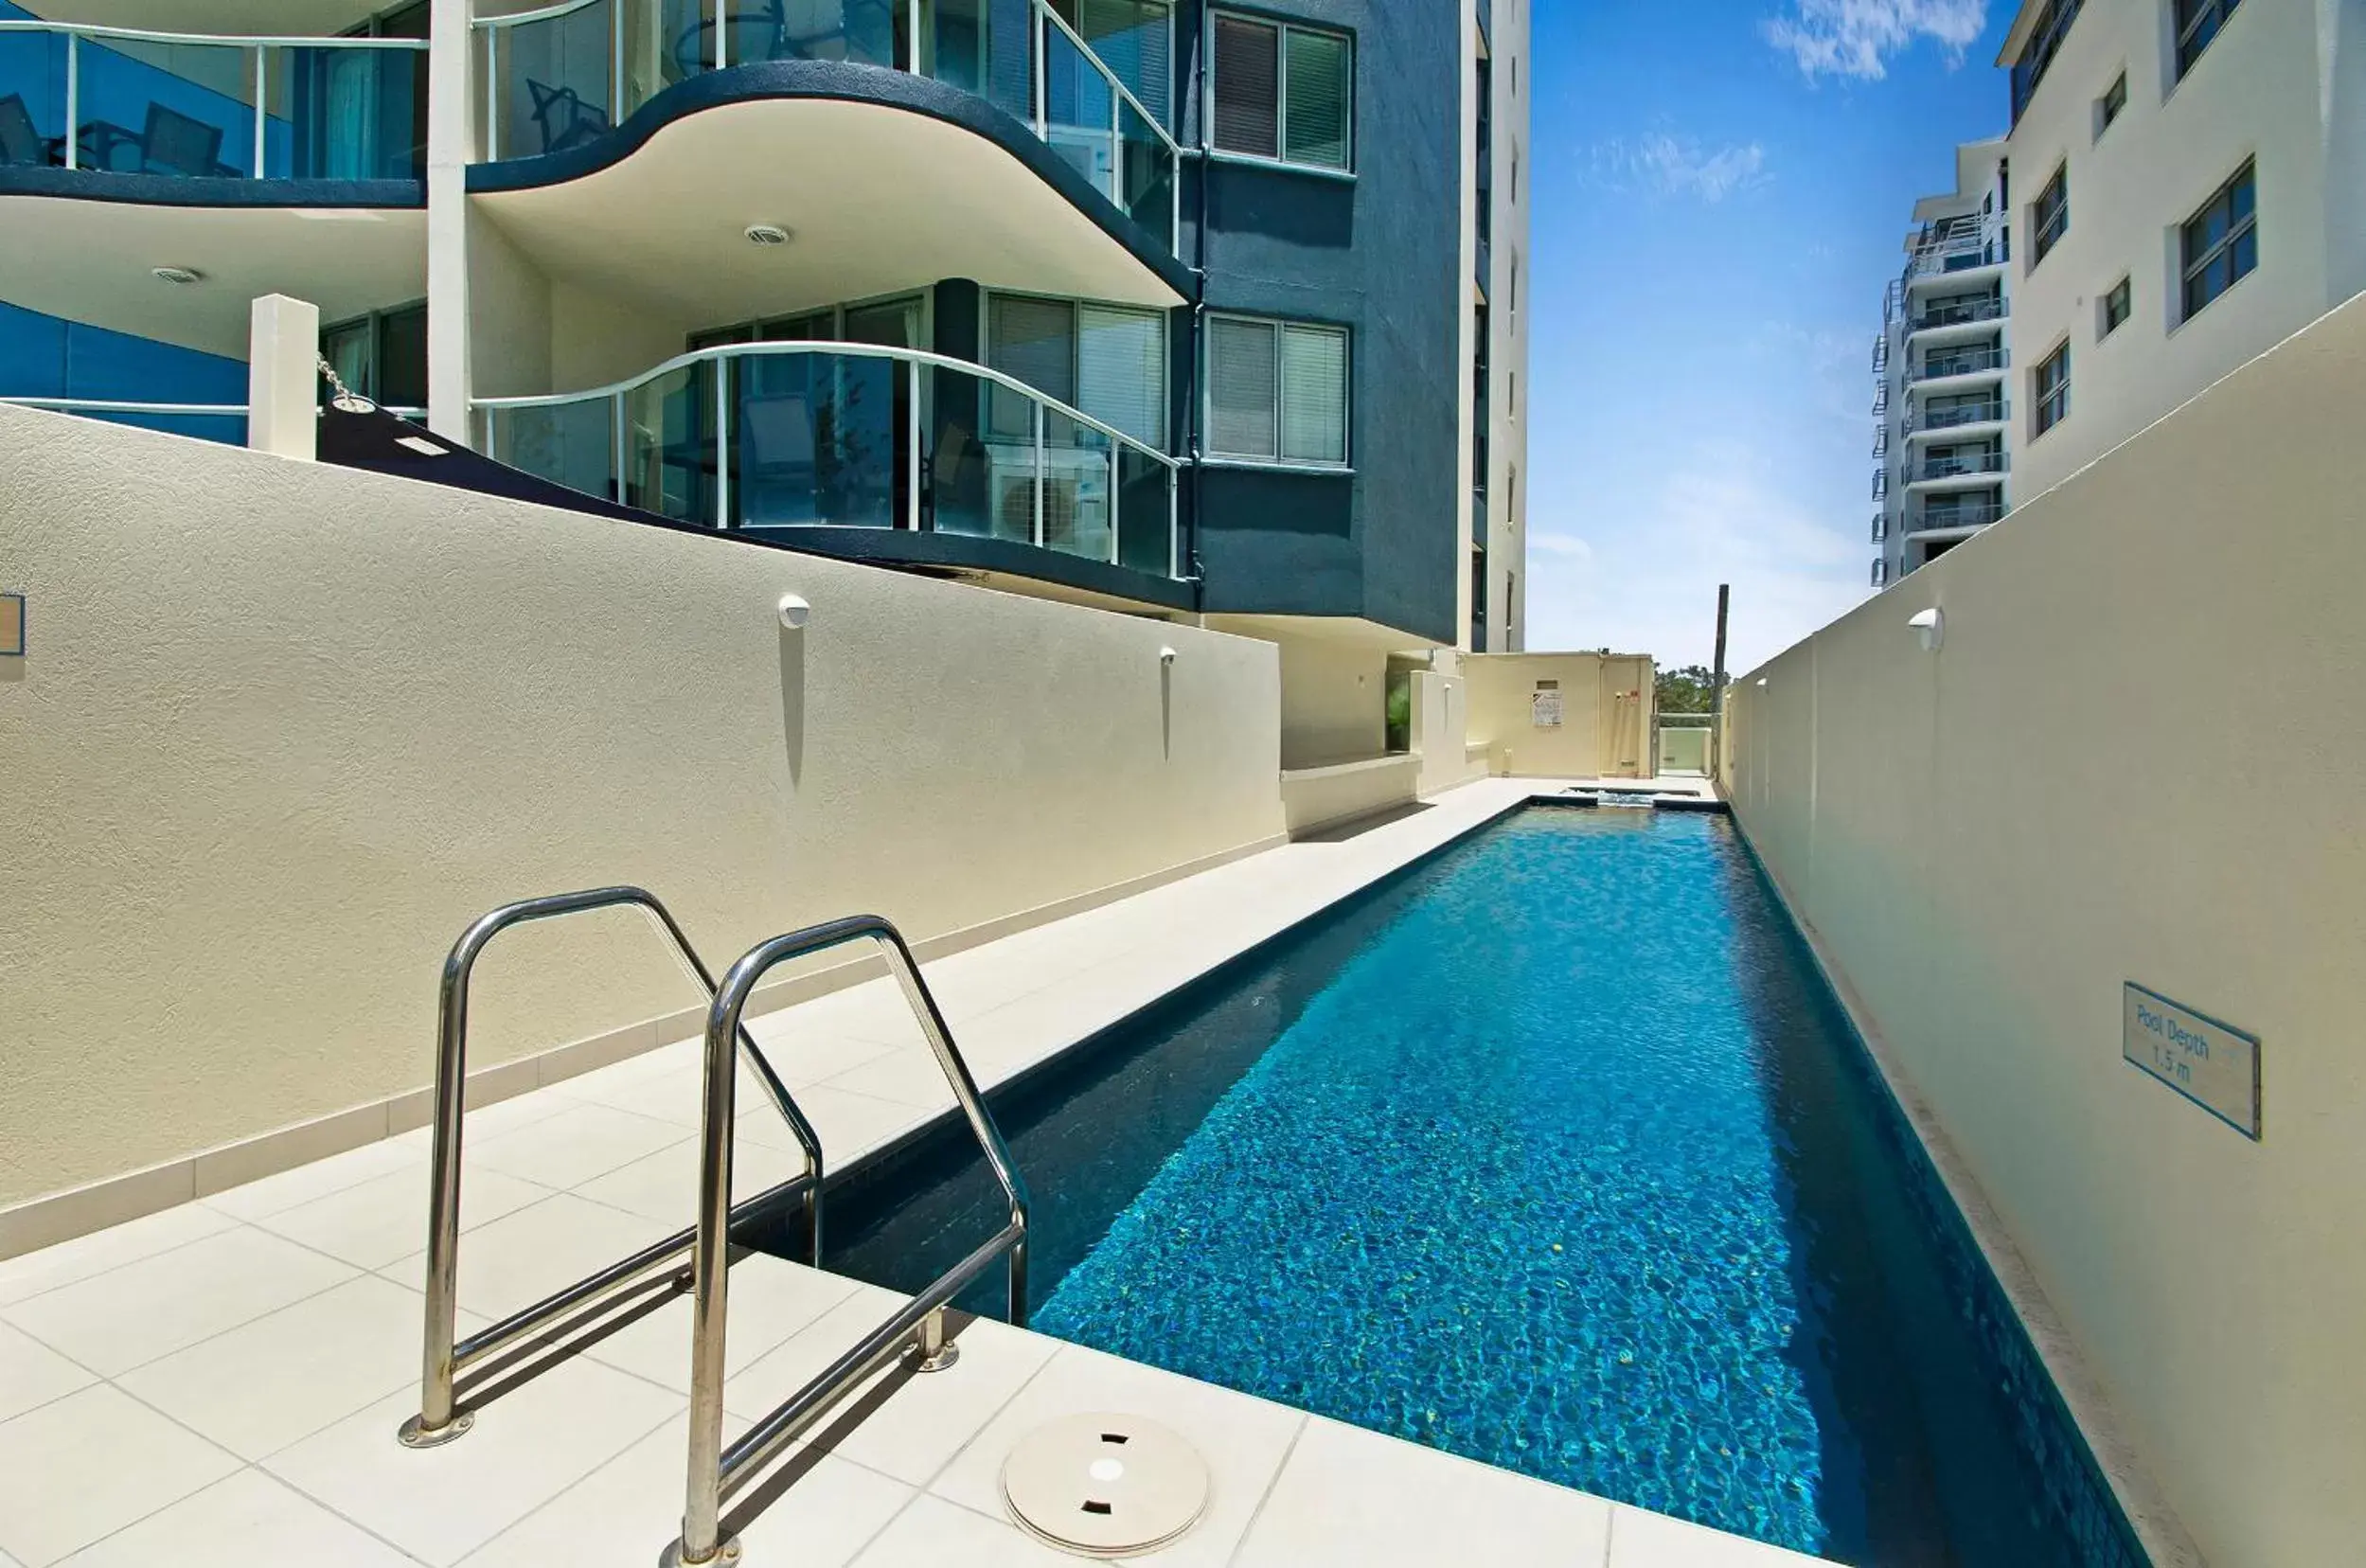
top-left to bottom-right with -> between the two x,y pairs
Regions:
1002,1413 -> 1209,1558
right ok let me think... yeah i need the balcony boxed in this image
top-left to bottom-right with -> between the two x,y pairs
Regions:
1903,220 -> 2008,285
1905,398 -> 2008,436
473,0 -> 1178,255
1907,346 -> 2008,385
1905,497 -> 2006,533
1871,511 -> 1888,543
0,18 -> 430,360
1871,467 -> 1888,501
0,18 -> 426,187
1907,294 -> 2006,335
1870,330 -> 1889,373
476,339 -> 1182,594
1903,450 -> 2006,486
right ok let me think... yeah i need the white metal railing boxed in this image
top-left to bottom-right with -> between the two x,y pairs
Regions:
1905,450 -> 2008,484
1904,216 -> 2009,282
0,19 -> 427,180
1907,347 -> 2009,385
474,339 -> 1182,578
469,0 -> 1180,252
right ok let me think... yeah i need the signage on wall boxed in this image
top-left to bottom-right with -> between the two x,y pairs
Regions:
2122,982 -> 2260,1139
0,592 -> 21,656
1531,682 -> 1562,729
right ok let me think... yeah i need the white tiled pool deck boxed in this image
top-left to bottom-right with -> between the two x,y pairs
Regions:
0,778 -> 1820,1568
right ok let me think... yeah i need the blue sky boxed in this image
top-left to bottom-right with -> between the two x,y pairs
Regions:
1525,0 -> 2017,671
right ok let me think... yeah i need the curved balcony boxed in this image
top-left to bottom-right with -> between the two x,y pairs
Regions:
0,17 -> 427,356
467,0 -> 1186,311
0,18 -> 424,196
1904,498 -> 2005,536
1902,450 -> 2007,490
1905,346 -> 2007,388
1904,294 -> 2006,341
1904,397 -> 2008,437
476,340 -> 1185,604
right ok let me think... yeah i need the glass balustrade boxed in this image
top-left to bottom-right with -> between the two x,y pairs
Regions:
0,20 -> 424,181
475,0 -> 1176,251
482,343 -> 1178,578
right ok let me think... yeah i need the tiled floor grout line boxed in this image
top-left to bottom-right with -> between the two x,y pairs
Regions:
0,1214 -> 251,1316
1220,1410 -> 1310,1568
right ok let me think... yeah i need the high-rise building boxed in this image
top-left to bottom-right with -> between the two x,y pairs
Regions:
1872,138 -> 2012,588
1999,0 -> 2366,501
0,0 -> 1525,758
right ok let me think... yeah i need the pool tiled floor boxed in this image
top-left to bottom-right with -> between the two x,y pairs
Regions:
0,779 -> 1823,1566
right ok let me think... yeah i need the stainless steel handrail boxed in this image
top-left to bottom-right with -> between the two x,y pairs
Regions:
669,914 -> 1028,1568
399,887 -> 827,1449
472,339 -> 1179,469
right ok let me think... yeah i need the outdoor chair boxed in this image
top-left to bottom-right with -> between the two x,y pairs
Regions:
525,80 -> 612,155
138,104 -> 238,177
0,93 -> 61,168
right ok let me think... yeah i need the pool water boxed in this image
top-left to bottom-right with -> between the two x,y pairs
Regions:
813,810 -> 2147,1566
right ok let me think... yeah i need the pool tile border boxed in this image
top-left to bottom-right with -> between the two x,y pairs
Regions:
1730,828 -> 2204,1568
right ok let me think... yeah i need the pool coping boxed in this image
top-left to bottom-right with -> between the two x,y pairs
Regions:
1729,826 -> 2207,1568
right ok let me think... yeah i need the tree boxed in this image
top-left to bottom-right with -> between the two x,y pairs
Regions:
1655,664 -> 1718,714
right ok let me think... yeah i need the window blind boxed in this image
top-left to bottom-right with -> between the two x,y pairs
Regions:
1212,15 -> 1278,158
1208,317 -> 1278,458
1282,27 -> 1348,168
987,294 -> 1076,439
1279,323 -> 1346,464
1077,306 -> 1165,446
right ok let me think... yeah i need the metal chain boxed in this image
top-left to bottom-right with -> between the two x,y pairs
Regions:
315,354 -> 377,414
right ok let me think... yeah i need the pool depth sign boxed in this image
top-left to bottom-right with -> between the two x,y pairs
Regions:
2122,982 -> 2260,1139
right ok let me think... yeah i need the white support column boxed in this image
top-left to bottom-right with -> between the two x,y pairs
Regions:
246,294 -> 319,460
426,0 -> 473,445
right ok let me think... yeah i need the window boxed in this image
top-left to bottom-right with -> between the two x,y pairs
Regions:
2032,164 -> 2068,265
1509,252 -> 1520,319
987,294 -> 1167,446
2176,0 -> 2243,77
322,302 -> 427,409
2034,340 -> 2070,437
2097,72 -> 2127,135
1206,314 -> 1349,465
2010,0 -> 2084,123
1872,559 -> 1888,588
1210,12 -> 1351,170
1056,0 -> 1174,127
2180,160 -> 2257,321
2100,275 -> 2131,337
1509,146 -> 1519,205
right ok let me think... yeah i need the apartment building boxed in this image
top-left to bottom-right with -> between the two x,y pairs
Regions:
1998,0 -> 2366,500
0,0 -> 1527,759
1871,136 -> 2013,587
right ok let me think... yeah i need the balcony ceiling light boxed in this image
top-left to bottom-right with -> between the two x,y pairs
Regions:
743,223 -> 792,247
151,266 -> 204,286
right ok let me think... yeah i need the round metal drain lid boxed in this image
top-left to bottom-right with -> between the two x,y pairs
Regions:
1002,1412 -> 1209,1558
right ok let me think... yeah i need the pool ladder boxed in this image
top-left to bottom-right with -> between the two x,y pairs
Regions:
400,892 -> 1030,1568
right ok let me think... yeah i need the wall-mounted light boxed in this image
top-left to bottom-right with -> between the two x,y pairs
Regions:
777,593 -> 810,631
1158,646 -> 1177,665
1755,677 -> 1769,687
1908,606 -> 1944,652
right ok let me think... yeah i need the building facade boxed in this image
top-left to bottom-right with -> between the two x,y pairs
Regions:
1998,0 -> 2366,501
0,0 -> 1526,762
1872,137 -> 2013,587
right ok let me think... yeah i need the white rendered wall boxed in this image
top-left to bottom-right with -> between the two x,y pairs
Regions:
1723,291 -> 2366,1568
0,404 -> 1287,1212
2004,0 -> 2366,501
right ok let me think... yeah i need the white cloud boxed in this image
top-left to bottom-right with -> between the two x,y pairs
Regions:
1521,453 -> 1870,673
1586,134 -> 1770,203
1763,0 -> 1989,80
1526,533 -> 1593,559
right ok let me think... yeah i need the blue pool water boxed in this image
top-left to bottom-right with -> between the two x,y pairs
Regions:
813,809 -> 2147,1566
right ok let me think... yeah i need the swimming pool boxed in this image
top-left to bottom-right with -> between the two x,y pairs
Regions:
811,809 -> 2148,1566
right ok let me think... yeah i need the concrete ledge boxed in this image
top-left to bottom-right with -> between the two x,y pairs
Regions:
1281,755 -> 1421,838
0,828 -> 1288,1263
